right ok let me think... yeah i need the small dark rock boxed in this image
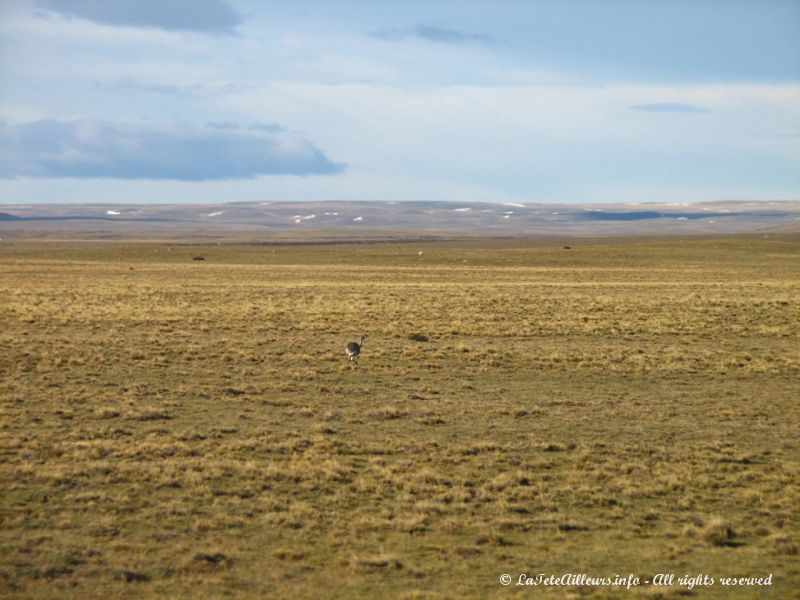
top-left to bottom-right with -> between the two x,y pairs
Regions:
116,570 -> 151,583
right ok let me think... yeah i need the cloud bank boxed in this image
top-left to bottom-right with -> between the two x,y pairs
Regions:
629,103 -> 709,113
368,24 -> 495,45
36,0 -> 243,35
0,119 -> 344,180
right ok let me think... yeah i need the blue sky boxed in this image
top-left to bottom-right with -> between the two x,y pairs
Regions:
1,0 -> 798,204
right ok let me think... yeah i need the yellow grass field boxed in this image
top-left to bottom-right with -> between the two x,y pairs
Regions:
1,235 -> 799,599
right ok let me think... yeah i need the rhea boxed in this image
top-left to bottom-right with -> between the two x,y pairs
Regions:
345,335 -> 367,362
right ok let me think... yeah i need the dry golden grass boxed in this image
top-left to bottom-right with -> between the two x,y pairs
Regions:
1,235 -> 799,599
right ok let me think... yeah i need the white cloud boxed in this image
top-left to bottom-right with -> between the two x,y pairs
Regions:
36,0 -> 243,35
221,80 -> 800,164
0,119 -> 344,180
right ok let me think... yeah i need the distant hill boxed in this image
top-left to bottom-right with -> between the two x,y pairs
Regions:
1,200 -> 798,240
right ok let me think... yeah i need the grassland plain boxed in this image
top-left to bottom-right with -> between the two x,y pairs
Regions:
1,235 -> 799,599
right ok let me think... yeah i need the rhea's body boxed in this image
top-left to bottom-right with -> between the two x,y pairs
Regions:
346,335 -> 366,361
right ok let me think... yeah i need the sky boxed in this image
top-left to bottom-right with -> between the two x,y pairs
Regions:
0,0 -> 799,205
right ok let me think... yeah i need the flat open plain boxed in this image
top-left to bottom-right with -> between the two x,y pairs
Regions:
1,235 -> 798,598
